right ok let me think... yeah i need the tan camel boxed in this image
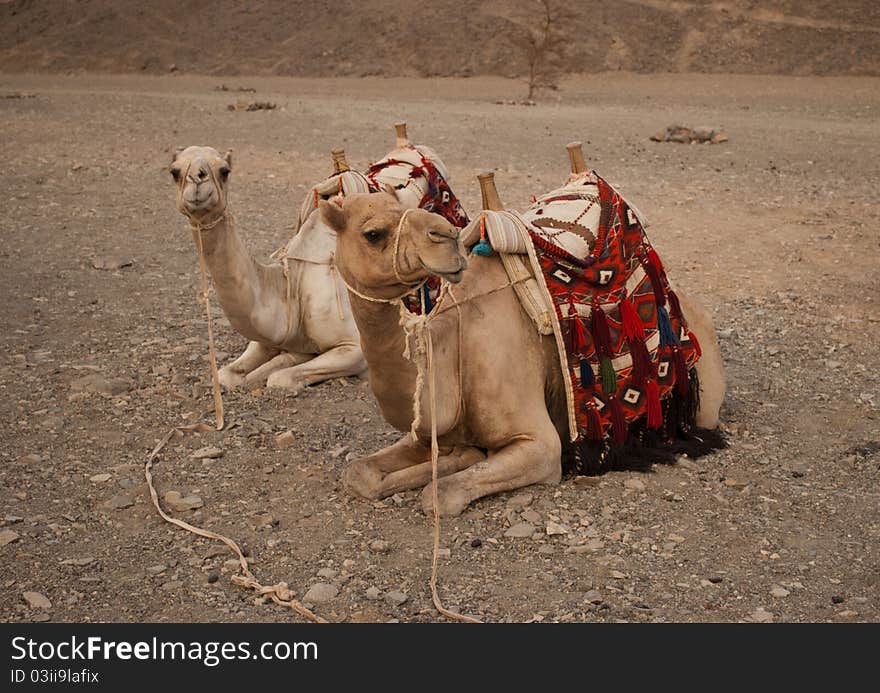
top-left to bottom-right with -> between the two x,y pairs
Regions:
320,163 -> 725,516
169,124 -> 456,393
171,145 -> 366,394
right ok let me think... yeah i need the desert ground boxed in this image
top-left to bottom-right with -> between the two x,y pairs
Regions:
0,72 -> 877,623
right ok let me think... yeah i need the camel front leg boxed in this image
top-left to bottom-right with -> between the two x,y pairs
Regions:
421,428 -> 562,517
343,438 -> 485,500
265,344 -> 367,394
244,351 -> 313,386
676,291 -> 726,429
218,341 -> 280,389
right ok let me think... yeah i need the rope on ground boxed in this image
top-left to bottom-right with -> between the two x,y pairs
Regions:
143,218 -> 326,624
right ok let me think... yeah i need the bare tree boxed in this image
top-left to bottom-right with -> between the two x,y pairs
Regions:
507,0 -> 574,102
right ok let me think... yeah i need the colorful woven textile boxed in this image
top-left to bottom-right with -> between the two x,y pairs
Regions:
524,172 -> 702,445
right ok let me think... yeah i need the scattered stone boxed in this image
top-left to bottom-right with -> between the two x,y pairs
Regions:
147,564 -> 168,575
545,521 -> 569,536
275,431 -> 295,449
708,575 -> 724,584
650,125 -> 729,144
749,606 -> 774,623
207,571 -> 219,584
470,538 -> 482,548
23,591 -> 51,609
385,590 -> 408,607
92,256 -> 133,271
504,522 -> 535,538
107,494 -> 134,510
624,478 -> 646,492
164,491 -> 204,512
0,529 -> 20,547
365,586 -> 382,600
610,570 -> 628,580
369,539 -> 391,554
228,101 -> 277,112
668,534 -> 686,543
832,595 -> 845,604
837,610 -> 859,619
303,583 -> 338,603
90,473 -> 112,483
70,374 -> 133,396
161,580 -> 183,591
436,548 -> 451,559
675,456 -> 700,472
328,445 -> 349,460
60,557 -> 94,567
316,567 -> 337,580
521,509 -> 542,524
584,590 -> 603,604
17,454 -> 42,465
506,492 -> 534,509
573,476 -> 602,487
190,446 -> 223,460
770,585 -> 790,598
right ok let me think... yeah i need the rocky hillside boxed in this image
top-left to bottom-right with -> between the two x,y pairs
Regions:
1,0 -> 878,76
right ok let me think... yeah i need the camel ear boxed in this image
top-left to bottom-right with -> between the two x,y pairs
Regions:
171,146 -> 185,164
318,198 -> 346,233
382,183 -> 398,200
223,150 -> 233,168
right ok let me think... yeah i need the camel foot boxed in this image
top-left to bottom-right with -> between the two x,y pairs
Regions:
265,368 -> 307,394
419,477 -> 474,518
217,366 -> 246,390
341,459 -> 385,501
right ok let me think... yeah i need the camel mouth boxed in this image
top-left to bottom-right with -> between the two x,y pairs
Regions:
423,255 -> 467,284
437,268 -> 465,284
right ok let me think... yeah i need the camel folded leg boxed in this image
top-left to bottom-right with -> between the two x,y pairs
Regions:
342,436 -> 485,500
421,427 -> 562,517
218,341 -> 280,389
265,344 -> 367,394
676,291 -> 726,429
244,351 -> 313,386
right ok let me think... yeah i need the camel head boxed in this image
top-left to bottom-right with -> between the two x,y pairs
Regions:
319,190 -> 467,300
169,146 -> 233,225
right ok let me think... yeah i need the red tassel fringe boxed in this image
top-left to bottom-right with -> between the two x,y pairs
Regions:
688,330 -> 702,358
609,396 -> 628,445
585,405 -> 602,441
627,338 -> 652,387
672,348 -> 690,396
590,303 -> 613,358
645,379 -> 662,429
619,297 -> 645,341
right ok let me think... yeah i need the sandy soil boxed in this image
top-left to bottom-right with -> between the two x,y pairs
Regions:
0,72 -> 877,623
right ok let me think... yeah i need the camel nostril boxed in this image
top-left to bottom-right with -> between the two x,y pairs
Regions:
197,169 -> 208,181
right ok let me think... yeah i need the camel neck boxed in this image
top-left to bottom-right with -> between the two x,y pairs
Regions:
190,215 -> 288,345
348,295 -> 419,432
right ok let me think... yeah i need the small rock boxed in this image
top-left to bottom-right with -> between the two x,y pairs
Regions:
60,557 -> 94,567
92,256 -> 133,271
0,529 -> 20,547
610,570 -> 628,579
164,491 -> 204,512
624,478 -> 646,492
161,580 -> 183,591
23,591 -> 51,609
369,539 -> 391,554
573,476 -> 602,487
385,590 -> 408,607
275,431 -> 295,449
70,374 -> 133,396
90,473 -> 112,483
365,586 -> 382,600
470,538 -> 482,548
316,567 -> 337,580
506,492 -> 534,509
770,585 -> 790,598
207,571 -> 219,584
749,606 -> 774,623
328,445 -> 349,460
708,575 -> 724,584
303,583 -> 338,604
837,610 -> 859,619
107,494 -> 134,510
521,509 -> 542,524
831,595 -> 845,604
436,548 -> 451,559
668,534 -> 686,544
504,522 -> 535,538
584,590 -> 603,605
190,446 -> 223,460
147,564 -> 168,575
545,521 -> 569,536
675,456 -> 699,472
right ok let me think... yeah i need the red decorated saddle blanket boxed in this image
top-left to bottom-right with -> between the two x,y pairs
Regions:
526,172 -> 701,444
462,172 -> 701,446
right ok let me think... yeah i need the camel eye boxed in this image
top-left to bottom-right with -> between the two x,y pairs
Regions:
219,167 -> 230,181
363,229 -> 386,245
170,167 -> 181,182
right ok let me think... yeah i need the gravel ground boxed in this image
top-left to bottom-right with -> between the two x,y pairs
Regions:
0,72 -> 877,623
